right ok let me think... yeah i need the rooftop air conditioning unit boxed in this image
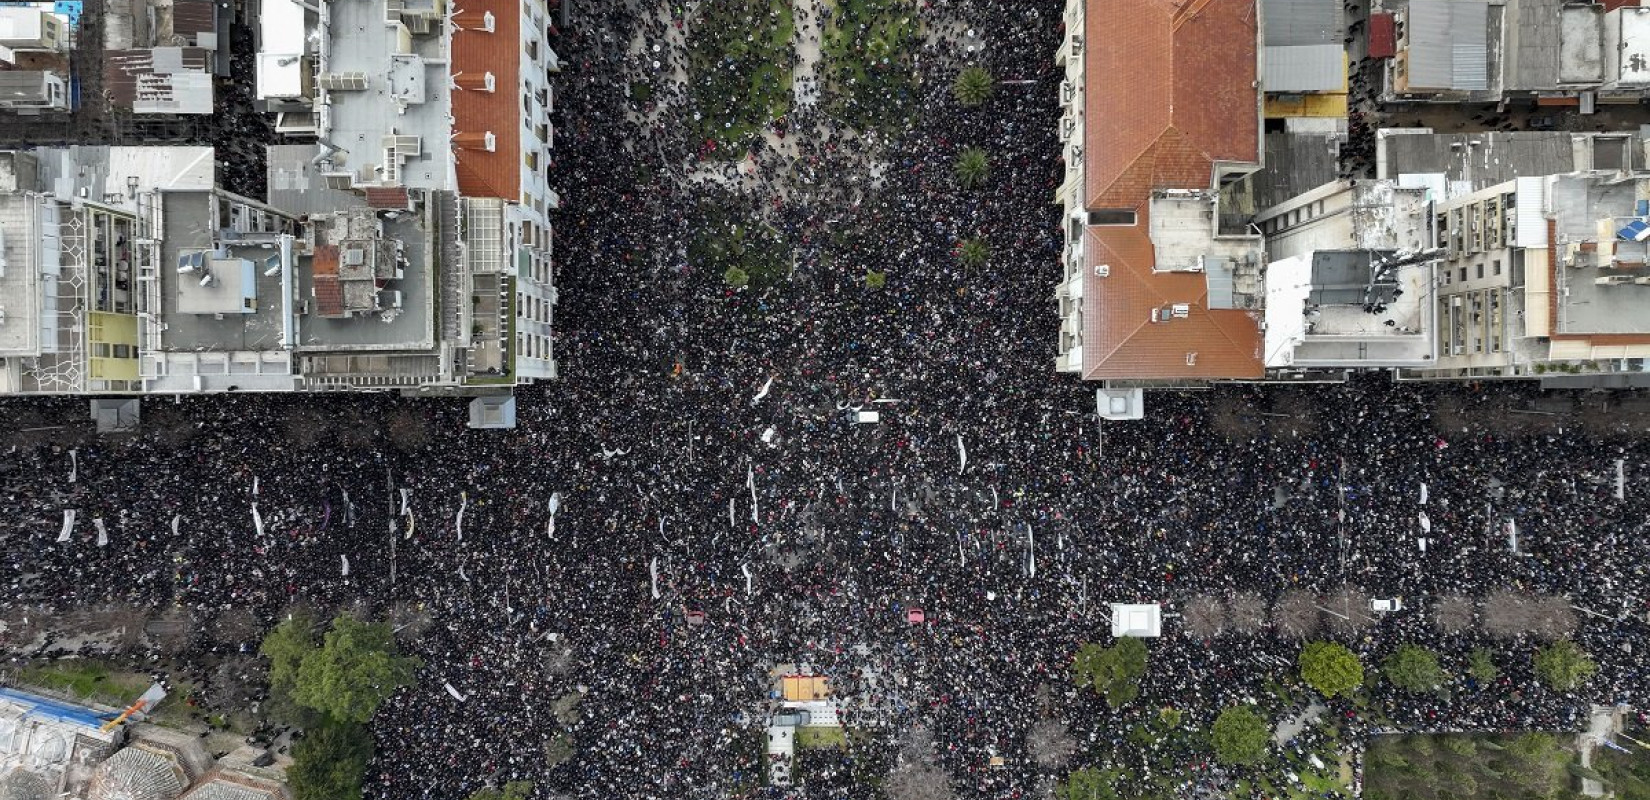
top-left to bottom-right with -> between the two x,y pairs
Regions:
1094,264 -> 1109,277
1171,303 -> 1191,318
344,248 -> 366,266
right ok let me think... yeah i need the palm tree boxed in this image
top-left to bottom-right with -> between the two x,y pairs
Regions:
723,266 -> 750,288
952,66 -> 994,107
954,147 -> 989,189
958,237 -> 989,268
864,270 -> 888,290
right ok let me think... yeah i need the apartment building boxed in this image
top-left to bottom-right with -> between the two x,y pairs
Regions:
1053,0 -> 1267,385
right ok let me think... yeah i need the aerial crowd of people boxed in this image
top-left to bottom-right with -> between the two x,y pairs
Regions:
0,0 -> 1646,798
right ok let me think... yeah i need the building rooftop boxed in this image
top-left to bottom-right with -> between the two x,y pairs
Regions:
158,192 -> 287,352
265,144 -> 362,218
1404,0 -> 1492,91
104,48 -> 214,114
1264,250 -> 1434,367
1080,0 -> 1264,381
1261,0 -> 1344,93
1550,174 -> 1650,336
1379,131 -> 1592,197
451,0 -> 521,200
294,212 -> 433,351
322,0 -> 452,191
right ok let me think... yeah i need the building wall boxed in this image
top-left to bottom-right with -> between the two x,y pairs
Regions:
1053,0 -> 1085,374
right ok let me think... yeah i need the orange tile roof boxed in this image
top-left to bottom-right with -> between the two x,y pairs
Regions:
1078,0 -> 1264,381
312,245 -> 345,317
1082,226 -> 1263,380
452,0 -> 520,201
1084,0 -> 1261,208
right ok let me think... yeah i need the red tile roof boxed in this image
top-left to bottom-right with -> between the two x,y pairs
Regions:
452,0 -> 520,201
312,245 -> 345,317
364,187 -> 411,209
1078,0 -> 1264,381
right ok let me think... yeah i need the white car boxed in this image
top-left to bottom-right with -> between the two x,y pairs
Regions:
1371,598 -> 1403,612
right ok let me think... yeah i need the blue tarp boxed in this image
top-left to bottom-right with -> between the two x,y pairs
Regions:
0,686 -> 111,730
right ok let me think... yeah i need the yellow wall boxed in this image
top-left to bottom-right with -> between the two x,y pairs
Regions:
87,312 -> 140,381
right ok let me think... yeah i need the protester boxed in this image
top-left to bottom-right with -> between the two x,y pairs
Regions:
0,1 -> 1645,798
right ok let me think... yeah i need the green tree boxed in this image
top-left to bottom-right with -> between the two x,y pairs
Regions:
467,782 -> 535,800
1058,767 -> 1123,800
1299,640 -> 1364,698
723,266 -> 750,288
1467,647 -> 1500,684
864,270 -> 887,290
294,615 -> 422,724
1072,638 -> 1148,709
288,718 -> 373,800
958,237 -> 990,268
259,610 -> 322,727
1382,643 -> 1445,693
1210,705 -> 1271,766
1534,640 -> 1597,692
954,147 -> 989,190
952,66 -> 994,107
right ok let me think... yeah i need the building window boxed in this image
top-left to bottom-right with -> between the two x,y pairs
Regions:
1459,267 -> 1467,282
1476,262 -> 1484,279
1493,259 -> 1502,276
1087,209 -> 1136,226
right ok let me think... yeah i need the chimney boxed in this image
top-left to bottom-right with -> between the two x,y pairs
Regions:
454,71 -> 495,92
453,131 -> 496,152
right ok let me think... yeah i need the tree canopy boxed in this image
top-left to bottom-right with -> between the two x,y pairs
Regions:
1072,638 -> 1148,709
259,611 -> 322,727
1210,705 -> 1271,766
293,615 -> 422,724
1058,767 -> 1123,800
1534,640 -> 1597,692
1382,643 -> 1445,693
1299,640 -> 1364,698
467,782 -> 535,800
288,718 -> 374,800
952,66 -> 994,107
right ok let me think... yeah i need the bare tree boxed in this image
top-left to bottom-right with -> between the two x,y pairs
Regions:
1325,585 -> 1373,636
1531,596 -> 1578,641
1483,590 -> 1535,639
143,403 -> 200,449
207,607 -> 262,648
386,407 -> 431,452
1274,590 -> 1320,638
285,407 -> 326,450
1433,595 -> 1475,634
388,600 -> 434,643
1183,595 -> 1225,638
886,760 -> 955,800
1025,718 -> 1075,769
146,606 -> 196,655
1227,593 -> 1266,635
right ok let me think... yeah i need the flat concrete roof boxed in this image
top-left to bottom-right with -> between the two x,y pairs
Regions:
293,213 -> 433,351
324,0 -> 452,191
158,191 -> 288,351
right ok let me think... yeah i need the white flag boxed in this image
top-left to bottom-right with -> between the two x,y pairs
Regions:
956,435 -> 967,474
399,488 -> 411,516
455,491 -> 468,541
58,509 -> 76,542
252,504 -> 264,536
649,556 -> 661,600
340,555 -> 350,576
94,518 -> 108,548
444,682 -> 467,702
742,563 -> 753,597
1418,482 -> 1427,505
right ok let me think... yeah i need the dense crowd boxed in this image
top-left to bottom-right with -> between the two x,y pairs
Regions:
1,0 -> 1647,798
